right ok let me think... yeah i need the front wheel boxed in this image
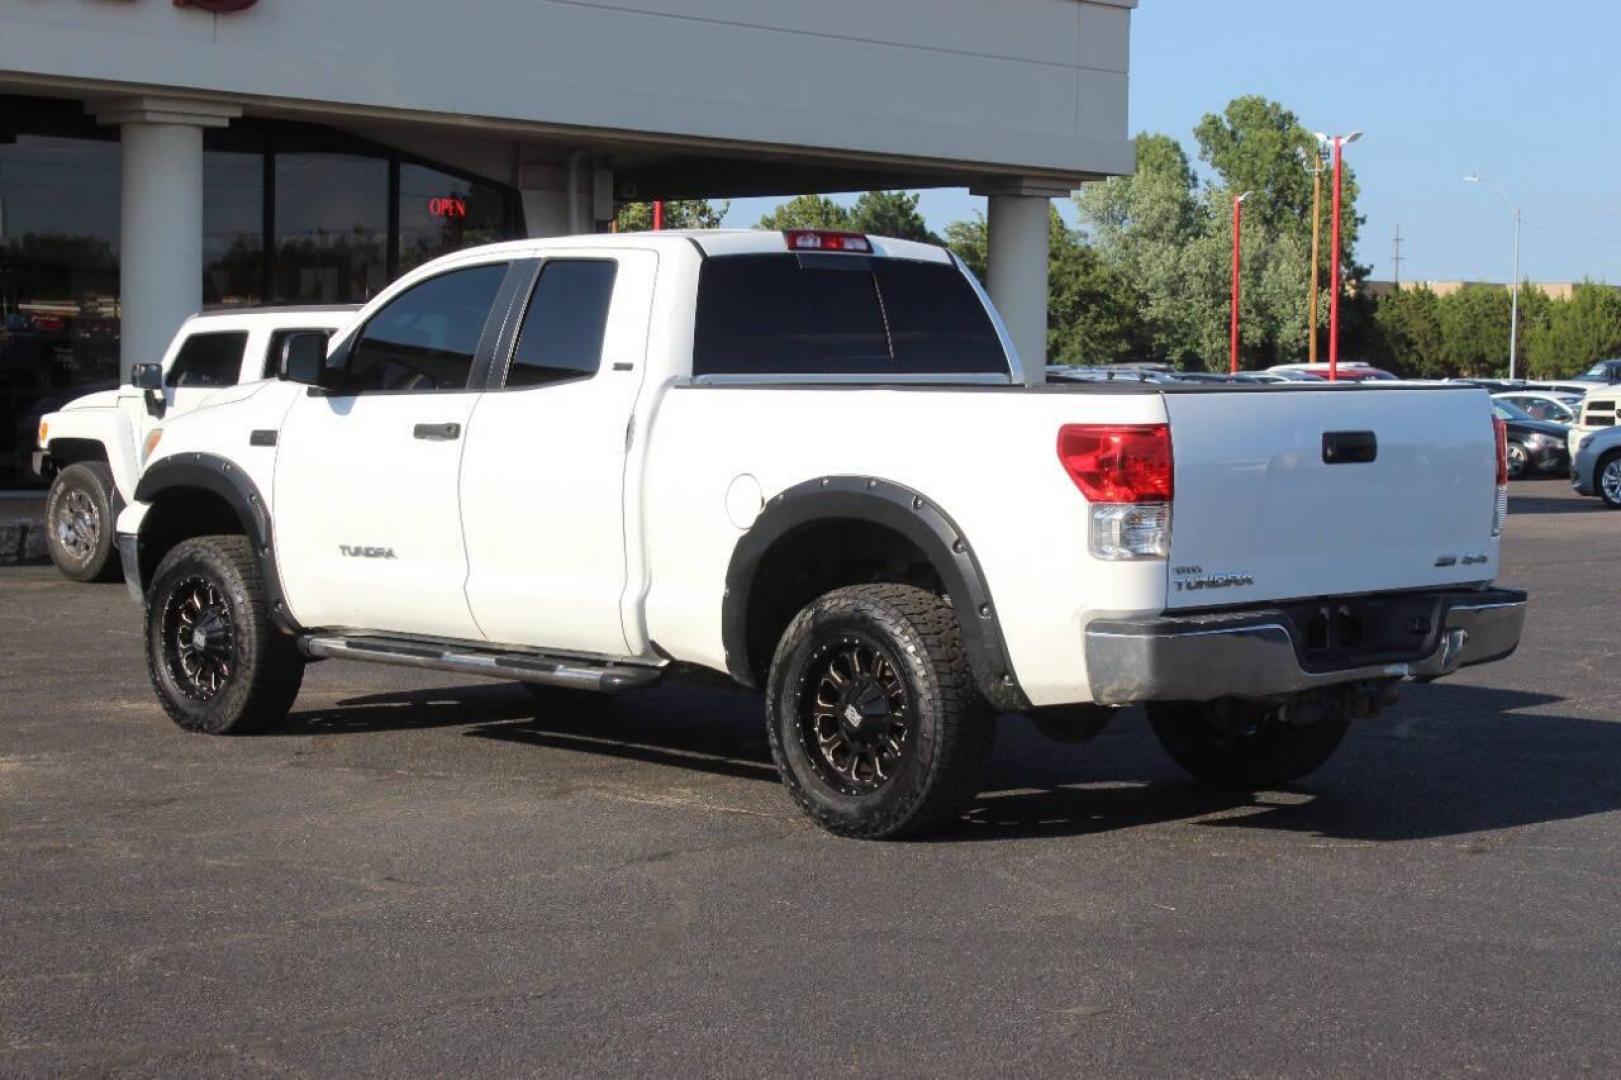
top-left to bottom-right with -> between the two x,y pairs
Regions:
1147,698 -> 1349,790
765,584 -> 997,839
1597,450 -> 1621,509
45,461 -> 122,582
146,535 -> 305,735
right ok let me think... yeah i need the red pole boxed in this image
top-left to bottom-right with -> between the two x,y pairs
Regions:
1328,137 -> 1343,382
652,200 -> 665,231
1230,195 -> 1243,374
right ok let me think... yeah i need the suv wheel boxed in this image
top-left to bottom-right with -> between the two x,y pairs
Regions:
45,461 -> 122,582
765,584 -> 996,839
146,536 -> 304,735
1598,450 -> 1621,509
1147,698 -> 1349,789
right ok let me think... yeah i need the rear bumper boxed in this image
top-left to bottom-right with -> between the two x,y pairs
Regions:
1084,588 -> 1526,706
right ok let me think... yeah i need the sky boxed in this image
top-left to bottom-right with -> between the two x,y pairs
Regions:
726,0 -> 1621,285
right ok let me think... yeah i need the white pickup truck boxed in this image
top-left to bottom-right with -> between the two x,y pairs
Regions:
116,230 -> 1526,838
33,306 -> 356,581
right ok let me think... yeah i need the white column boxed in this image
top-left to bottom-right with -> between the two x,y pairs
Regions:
985,191 -> 1051,386
92,97 -> 240,382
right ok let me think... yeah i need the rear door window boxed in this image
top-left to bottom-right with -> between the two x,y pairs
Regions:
167,331 -> 249,387
502,260 -> 618,388
693,254 -> 1005,377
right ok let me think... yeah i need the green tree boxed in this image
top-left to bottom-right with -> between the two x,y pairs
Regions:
757,194 -> 852,231
1525,283 -> 1621,379
1193,95 -> 1362,281
1437,285 -> 1513,377
1047,209 -> 1148,365
943,214 -> 987,281
850,191 -> 940,244
1374,286 -> 1446,378
614,199 -> 727,232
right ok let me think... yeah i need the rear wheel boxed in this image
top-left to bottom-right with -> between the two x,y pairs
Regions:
1597,451 -> 1621,509
146,535 -> 304,735
765,584 -> 996,840
1147,698 -> 1349,790
45,461 -> 121,582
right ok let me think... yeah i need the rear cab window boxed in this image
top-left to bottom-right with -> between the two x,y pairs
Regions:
692,254 -> 1007,378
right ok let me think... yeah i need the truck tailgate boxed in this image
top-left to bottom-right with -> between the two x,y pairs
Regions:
1163,387 -> 1499,609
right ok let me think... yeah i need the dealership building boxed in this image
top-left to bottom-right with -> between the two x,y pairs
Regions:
0,0 -> 1136,482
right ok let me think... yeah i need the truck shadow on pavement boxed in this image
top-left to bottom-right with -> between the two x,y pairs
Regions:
961,683 -> 1621,842
280,680 -> 1621,844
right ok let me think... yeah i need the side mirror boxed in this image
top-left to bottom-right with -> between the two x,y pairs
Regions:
279,332 -> 329,386
131,363 -> 164,390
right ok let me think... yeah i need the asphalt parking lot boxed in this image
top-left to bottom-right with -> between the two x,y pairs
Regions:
3,479 -> 1619,1077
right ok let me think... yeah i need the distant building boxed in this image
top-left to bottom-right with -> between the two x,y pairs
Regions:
1362,280 -> 1621,301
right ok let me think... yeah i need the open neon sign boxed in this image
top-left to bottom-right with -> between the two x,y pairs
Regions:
428,196 -> 469,220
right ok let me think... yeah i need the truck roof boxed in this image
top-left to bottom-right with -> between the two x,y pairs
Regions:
449,229 -> 955,265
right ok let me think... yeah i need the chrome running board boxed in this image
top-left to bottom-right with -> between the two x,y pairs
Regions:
299,634 -> 665,694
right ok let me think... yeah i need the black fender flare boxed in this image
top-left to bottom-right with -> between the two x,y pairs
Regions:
132,453 -> 298,634
721,476 -> 1029,712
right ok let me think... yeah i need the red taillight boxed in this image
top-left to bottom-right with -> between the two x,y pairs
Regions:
784,229 -> 872,254
1057,424 -> 1173,503
1493,416 -> 1509,485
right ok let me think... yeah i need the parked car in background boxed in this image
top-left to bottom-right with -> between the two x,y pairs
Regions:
1528,381 -> 1595,398
1569,422 -> 1621,508
1268,362 -> 1397,382
1045,365 -> 1174,385
1246,370 -> 1327,383
33,306 -> 357,582
1572,359 -> 1621,386
1493,391 -> 1583,425
1492,400 -> 1570,479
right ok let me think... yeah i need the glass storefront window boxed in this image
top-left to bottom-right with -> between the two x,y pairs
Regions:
0,100 -> 523,486
274,152 -> 388,304
0,132 -> 121,483
398,163 -> 514,274
203,149 -> 264,307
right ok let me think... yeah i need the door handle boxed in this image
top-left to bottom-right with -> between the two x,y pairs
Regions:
413,422 -> 462,441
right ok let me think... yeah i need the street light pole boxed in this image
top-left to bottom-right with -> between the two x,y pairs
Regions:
1230,191 -> 1252,374
1298,146 -> 1326,363
1464,174 -> 1521,380
1316,131 -> 1362,382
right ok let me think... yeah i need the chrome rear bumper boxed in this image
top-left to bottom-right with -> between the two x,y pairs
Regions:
1084,588 -> 1526,706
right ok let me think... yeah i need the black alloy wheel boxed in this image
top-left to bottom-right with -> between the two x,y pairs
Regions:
160,575 -> 238,701
797,633 -> 913,796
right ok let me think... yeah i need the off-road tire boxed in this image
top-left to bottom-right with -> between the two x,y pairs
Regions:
1147,699 -> 1349,789
45,461 -> 122,582
145,535 -> 304,735
765,584 -> 997,840
1597,450 -> 1621,510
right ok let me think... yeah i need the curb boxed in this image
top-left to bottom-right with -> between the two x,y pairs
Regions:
0,519 -> 49,566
